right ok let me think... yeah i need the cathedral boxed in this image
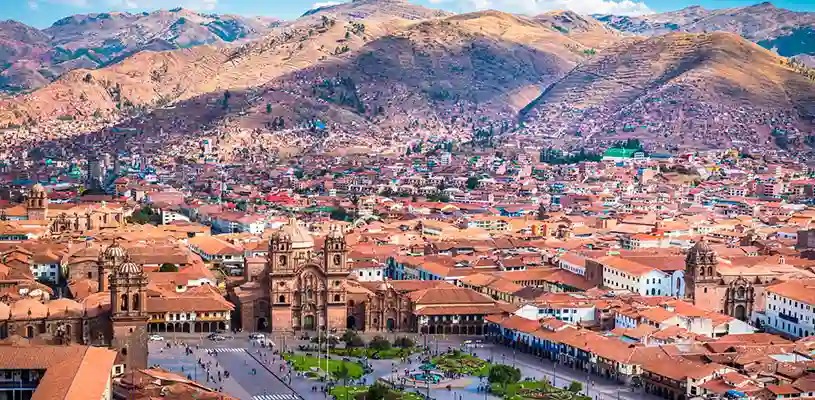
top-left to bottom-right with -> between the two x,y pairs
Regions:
684,239 -> 812,322
233,217 -> 350,332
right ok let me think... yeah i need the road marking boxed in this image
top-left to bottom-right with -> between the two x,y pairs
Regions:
251,394 -> 300,400
200,348 -> 247,353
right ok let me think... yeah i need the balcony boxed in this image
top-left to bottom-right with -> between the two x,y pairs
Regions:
779,312 -> 799,324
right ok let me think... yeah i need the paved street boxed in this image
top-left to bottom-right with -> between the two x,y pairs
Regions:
147,332 -> 659,400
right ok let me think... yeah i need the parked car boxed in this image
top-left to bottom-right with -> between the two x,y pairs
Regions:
149,335 -> 164,341
249,333 -> 266,340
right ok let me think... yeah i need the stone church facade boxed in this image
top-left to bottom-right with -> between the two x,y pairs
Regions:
684,239 -> 811,322
233,218 -> 351,332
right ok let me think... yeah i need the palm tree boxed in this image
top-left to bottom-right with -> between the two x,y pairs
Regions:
334,364 -> 352,400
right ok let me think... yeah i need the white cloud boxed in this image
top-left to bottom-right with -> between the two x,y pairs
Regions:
311,1 -> 343,9
427,0 -> 653,16
28,0 -> 39,9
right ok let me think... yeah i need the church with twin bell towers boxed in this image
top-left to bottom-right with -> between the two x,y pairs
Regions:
263,217 -> 350,332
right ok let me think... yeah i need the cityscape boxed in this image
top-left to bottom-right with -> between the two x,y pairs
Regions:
1,0 -> 815,400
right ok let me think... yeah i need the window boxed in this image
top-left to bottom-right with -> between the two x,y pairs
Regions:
359,271 -> 364,276
278,295 -> 285,303
334,294 -> 341,302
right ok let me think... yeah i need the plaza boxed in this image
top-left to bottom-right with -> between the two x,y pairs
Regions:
147,332 -> 663,400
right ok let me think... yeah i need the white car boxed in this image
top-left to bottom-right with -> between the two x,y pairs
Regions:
249,333 -> 266,340
149,335 -> 164,341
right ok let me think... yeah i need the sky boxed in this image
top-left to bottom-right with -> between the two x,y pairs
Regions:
4,0 -> 815,29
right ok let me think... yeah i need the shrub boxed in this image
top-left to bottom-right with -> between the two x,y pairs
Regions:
393,336 -> 414,348
568,381 -> 583,393
488,364 -> 521,386
368,335 -> 391,351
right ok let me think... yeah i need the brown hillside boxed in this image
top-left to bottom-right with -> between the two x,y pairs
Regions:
521,32 -> 815,151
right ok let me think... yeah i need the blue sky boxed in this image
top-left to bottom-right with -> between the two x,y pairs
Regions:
4,0 -> 815,28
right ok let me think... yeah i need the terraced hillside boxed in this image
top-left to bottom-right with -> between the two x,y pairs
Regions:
521,32 -> 815,151
215,11 -> 619,143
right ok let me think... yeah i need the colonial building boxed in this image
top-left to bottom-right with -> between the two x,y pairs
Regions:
684,239 -> 813,322
231,218 -> 505,333
1,184 -> 127,235
0,242 -> 151,371
232,217 -> 350,332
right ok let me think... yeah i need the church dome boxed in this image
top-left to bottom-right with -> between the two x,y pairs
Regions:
103,241 -> 127,259
282,217 -> 314,250
30,183 -> 45,194
10,298 -> 48,320
118,261 -> 142,275
686,238 -> 717,264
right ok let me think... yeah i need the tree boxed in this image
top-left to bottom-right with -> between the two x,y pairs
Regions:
364,383 -> 391,400
393,336 -> 414,348
368,335 -> 391,351
330,207 -> 348,221
341,330 -> 366,347
466,176 -> 479,190
266,103 -> 272,114
334,363 -> 352,399
488,364 -> 521,387
159,263 -> 178,272
567,381 -> 583,393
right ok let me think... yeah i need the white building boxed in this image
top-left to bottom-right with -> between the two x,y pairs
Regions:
353,261 -> 386,282
161,209 -> 190,225
763,280 -> 815,339
599,256 -> 677,296
557,253 -> 586,276
514,296 -> 596,326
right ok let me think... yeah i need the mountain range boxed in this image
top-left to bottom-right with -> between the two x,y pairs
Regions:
0,8 -> 279,92
594,2 -> 815,64
1,0 -> 814,157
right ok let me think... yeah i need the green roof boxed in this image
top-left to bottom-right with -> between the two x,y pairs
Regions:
603,148 -> 638,158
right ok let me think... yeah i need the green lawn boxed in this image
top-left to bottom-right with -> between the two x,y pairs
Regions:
331,347 -> 416,359
330,385 -> 426,400
431,350 -> 491,376
283,354 -> 365,379
329,386 -> 369,400
495,380 -> 591,400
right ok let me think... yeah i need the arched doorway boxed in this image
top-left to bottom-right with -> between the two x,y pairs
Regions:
386,318 -> 395,331
347,315 -> 356,329
303,315 -> 316,330
182,322 -> 191,333
734,305 -> 746,321
167,324 -> 175,332
218,322 -> 226,331
257,318 -> 267,331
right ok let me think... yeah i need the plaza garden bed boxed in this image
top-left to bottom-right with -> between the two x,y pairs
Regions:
431,350 -> 491,376
283,353 -> 365,380
331,346 -> 417,360
492,380 -> 591,400
330,385 -> 425,400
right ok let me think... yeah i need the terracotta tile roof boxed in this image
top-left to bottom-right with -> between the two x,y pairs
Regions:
0,344 -> 116,400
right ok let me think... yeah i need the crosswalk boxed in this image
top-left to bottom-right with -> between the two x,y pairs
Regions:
201,348 -> 246,353
251,394 -> 300,400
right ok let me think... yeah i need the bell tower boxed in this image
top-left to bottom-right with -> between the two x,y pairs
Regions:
98,240 -> 127,292
684,238 -> 719,303
26,184 -> 49,221
324,225 -> 348,274
324,225 -> 348,330
268,230 -> 295,332
109,257 -> 148,370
